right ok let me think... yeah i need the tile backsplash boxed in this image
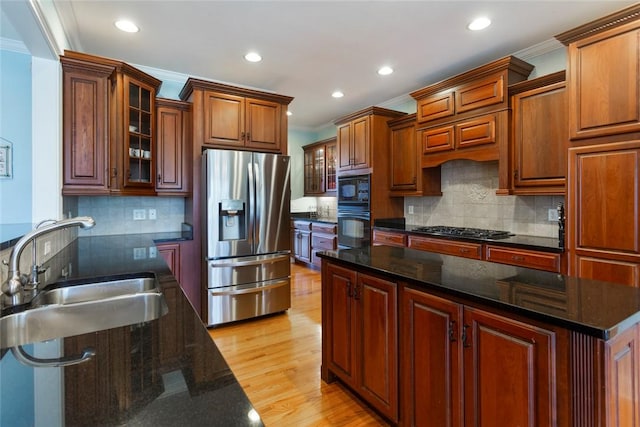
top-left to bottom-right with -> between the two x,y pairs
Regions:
404,160 -> 564,238
75,196 -> 186,236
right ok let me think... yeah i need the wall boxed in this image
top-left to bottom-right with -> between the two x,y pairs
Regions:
405,161 -> 564,238
0,49 -> 32,225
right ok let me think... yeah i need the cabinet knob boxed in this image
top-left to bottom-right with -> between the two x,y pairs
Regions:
246,132 -> 250,141
462,324 -> 471,348
511,255 -> 525,262
157,174 -> 161,183
449,320 -> 457,342
241,131 -> 246,141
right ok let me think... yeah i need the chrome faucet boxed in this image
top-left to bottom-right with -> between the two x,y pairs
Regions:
2,216 -> 95,298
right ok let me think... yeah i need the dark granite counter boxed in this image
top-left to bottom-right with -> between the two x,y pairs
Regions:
318,245 -> 640,340
373,222 -> 563,253
0,234 -> 261,427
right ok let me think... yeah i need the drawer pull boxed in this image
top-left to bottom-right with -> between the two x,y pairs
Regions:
459,248 -> 470,253
511,255 -> 525,262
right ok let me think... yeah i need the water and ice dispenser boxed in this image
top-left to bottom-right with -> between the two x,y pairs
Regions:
219,199 -> 246,241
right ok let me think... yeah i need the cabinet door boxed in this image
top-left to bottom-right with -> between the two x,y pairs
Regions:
512,81 -> 567,192
156,103 -> 188,194
303,145 -> 325,195
390,121 -> 418,191
158,242 -> 181,283
338,122 -> 352,171
244,98 -> 281,151
293,230 -> 311,264
568,140 -> 640,285
123,76 -> 155,190
420,125 -> 455,153
605,322 -> 640,427
203,91 -> 245,147
463,306 -> 556,427
568,20 -> 640,140
356,273 -> 398,422
401,287 -> 463,427
351,116 -> 370,170
324,263 -> 358,386
62,67 -> 110,193
325,142 -> 337,192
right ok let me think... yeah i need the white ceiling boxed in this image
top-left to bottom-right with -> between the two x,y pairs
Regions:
2,1 -> 636,130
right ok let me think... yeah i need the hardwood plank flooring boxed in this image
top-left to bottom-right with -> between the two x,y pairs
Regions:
209,263 -> 389,427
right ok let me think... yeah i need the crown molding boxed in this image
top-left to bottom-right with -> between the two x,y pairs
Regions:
0,37 -> 29,54
512,38 -> 565,60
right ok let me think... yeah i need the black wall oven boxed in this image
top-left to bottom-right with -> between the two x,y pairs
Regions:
337,174 -> 371,248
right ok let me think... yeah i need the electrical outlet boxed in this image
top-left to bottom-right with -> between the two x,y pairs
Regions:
408,205 -> 415,214
148,209 -> 157,220
43,240 -> 52,256
148,246 -> 157,258
133,209 -> 146,220
133,247 -> 147,260
548,208 -> 559,222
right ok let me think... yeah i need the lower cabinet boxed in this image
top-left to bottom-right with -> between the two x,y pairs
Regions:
292,220 -> 312,264
401,287 -> 556,427
321,262 -> 399,422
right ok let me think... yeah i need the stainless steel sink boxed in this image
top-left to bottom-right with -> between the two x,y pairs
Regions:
0,273 -> 168,349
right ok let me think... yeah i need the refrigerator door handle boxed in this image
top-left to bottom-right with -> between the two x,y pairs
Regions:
247,161 -> 256,251
253,161 -> 261,248
209,279 -> 289,296
209,253 -> 290,268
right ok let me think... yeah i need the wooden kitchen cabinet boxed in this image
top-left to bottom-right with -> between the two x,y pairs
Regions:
303,137 -> 337,196
292,220 -> 312,265
311,222 -> 337,268
157,242 -> 181,284
322,263 -> 399,423
372,229 -> 406,247
410,56 -> 533,192
401,286 -> 557,427
335,106 -> 405,174
408,235 -> 483,260
556,5 -> 640,141
155,99 -> 191,196
179,79 -> 293,154
61,51 -> 161,196
567,140 -> 640,287
387,114 -> 442,197
485,245 -> 562,273
509,71 -> 567,195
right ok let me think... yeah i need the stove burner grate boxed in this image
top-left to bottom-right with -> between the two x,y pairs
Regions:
412,226 -> 514,240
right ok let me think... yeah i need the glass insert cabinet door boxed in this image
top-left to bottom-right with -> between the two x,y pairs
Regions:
304,145 -> 325,194
326,143 -> 336,192
125,77 -> 154,186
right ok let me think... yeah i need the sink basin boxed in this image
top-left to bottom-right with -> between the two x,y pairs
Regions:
32,274 -> 158,307
0,273 -> 168,349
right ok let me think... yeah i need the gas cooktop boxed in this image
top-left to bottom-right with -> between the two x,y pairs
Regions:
412,226 -> 514,240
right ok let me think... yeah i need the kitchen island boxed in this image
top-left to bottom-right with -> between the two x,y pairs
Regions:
0,234 -> 262,427
319,245 -> 640,426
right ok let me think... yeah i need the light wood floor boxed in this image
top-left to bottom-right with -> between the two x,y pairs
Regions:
209,263 -> 389,427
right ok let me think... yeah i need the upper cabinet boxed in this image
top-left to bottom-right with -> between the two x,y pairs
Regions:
156,98 -> 192,196
410,56 -> 533,193
335,106 -> 405,175
61,51 -> 162,196
303,137 -> 337,196
387,114 -> 441,197
179,79 -> 293,154
508,71 -> 568,195
556,5 -> 640,141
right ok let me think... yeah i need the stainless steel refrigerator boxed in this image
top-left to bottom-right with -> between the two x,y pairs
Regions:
203,149 -> 291,326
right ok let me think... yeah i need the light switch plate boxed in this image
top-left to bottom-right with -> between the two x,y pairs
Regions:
133,209 -> 146,220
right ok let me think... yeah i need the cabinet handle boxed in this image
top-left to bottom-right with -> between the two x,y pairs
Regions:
459,248 -> 470,254
449,320 -> 457,342
346,280 -> 352,297
511,255 -> 525,262
241,131 -> 246,141
353,283 -> 361,300
514,170 -> 519,179
462,324 -> 471,348
157,173 -> 161,183
413,176 -> 417,184
246,132 -> 250,141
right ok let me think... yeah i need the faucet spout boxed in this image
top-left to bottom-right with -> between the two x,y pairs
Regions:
2,216 -> 96,297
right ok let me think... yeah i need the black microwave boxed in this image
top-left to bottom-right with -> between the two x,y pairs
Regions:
337,174 -> 370,210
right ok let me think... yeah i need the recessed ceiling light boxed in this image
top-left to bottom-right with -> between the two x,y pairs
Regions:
114,20 -> 139,33
286,110 -> 292,116
332,91 -> 344,98
244,52 -> 262,63
468,17 -> 491,31
378,66 -> 394,76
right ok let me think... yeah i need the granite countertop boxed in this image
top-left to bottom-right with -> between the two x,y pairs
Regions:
318,245 -> 640,340
0,234 -> 261,427
373,222 -> 563,253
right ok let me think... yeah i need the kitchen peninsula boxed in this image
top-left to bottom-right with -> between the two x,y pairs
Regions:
319,245 -> 640,426
0,234 -> 262,427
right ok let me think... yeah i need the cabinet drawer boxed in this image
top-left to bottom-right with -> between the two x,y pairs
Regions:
485,246 -> 561,273
373,230 -> 407,247
456,73 -> 504,113
456,114 -> 496,148
312,233 -> 337,250
312,222 -> 337,234
420,125 -> 455,153
416,92 -> 455,123
293,220 -> 312,230
408,236 -> 482,260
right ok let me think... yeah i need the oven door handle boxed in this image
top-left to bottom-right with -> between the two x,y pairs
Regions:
337,213 -> 370,220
